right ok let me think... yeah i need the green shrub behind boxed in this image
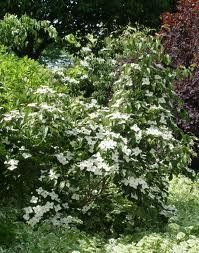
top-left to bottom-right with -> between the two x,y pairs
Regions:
0,46 -> 56,111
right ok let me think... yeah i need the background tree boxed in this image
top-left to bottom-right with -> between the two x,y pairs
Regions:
160,0 -> 199,171
0,14 -> 57,59
0,0 -> 176,58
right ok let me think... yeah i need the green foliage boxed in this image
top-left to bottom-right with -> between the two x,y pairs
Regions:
0,176 -> 198,252
104,176 -> 199,253
0,46 -> 55,111
0,28 -> 194,235
0,14 -> 57,59
0,1 -> 176,58
0,47 -> 62,204
0,223 -> 104,253
0,208 -> 18,248
1,1 -> 176,35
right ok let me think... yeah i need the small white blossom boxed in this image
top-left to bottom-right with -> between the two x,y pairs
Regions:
27,103 -> 38,108
22,153 -> 32,159
131,124 -> 140,132
30,196 -> 38,204
99,139 -> 117,151
34,86 -> 56,95
4,159 -> 19,171
108,112 -> 130,120
132,147 -> 142,156
49,169 -> 60,180
142,77 -> 150,85
71,194 -> 80,200
55,153 -> 68,165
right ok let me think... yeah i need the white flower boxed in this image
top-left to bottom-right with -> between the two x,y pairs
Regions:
49,191 -> 59,201
40,190 -> 48,198
125,80 -> 133,87
54,204 -> 61,212
142,77 -> 150,85
71,194 -> 80,200
79,127 -> 92,135
3,110 -> 21,121
145,90 -> 153,97
95,131 -> 105,139
62,203 -> 69,209
79,159 -> 94,171
24,206 -> 33,214
132,147 -> 142,156
23,214 -> 30,221
30,196 -> 38,204
122,176 -> 148,190
130,63 -> 141,70
160,115 -> 167,124
155,75 -> 161,80
131,124 -> 140,132
176,232 -> 186,240
135,131 -> 142,143
108,112 -> 129,120
40,103 -> 56,111
158,97 -> 166,104
146,126 -> 173,140
112,151 -> 119,162
22,153 -> 32,159
99,139 -> 117,151
49,169 -> 60,180
34,86 -> 56,95
80,74 -> 88,79
36,187 -> 43,194
131,193 -> 138,200
82,47 -> 92,52
27,103 -> 38,108
19,146 -> 26,151
64,77 -> 79,84
122,146 -> 131,156
55,153 -> 68,165
4,159 -> 19,171
45,201 -> 54,210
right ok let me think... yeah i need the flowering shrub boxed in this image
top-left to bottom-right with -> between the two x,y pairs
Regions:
0,28 -> 194,233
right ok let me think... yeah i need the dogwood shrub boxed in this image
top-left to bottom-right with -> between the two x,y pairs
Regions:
0,28 -> 194,233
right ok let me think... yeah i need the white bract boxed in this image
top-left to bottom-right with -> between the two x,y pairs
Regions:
4,159 -> 19,171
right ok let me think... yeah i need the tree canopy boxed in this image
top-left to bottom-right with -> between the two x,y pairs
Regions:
1,0 -> 176,35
